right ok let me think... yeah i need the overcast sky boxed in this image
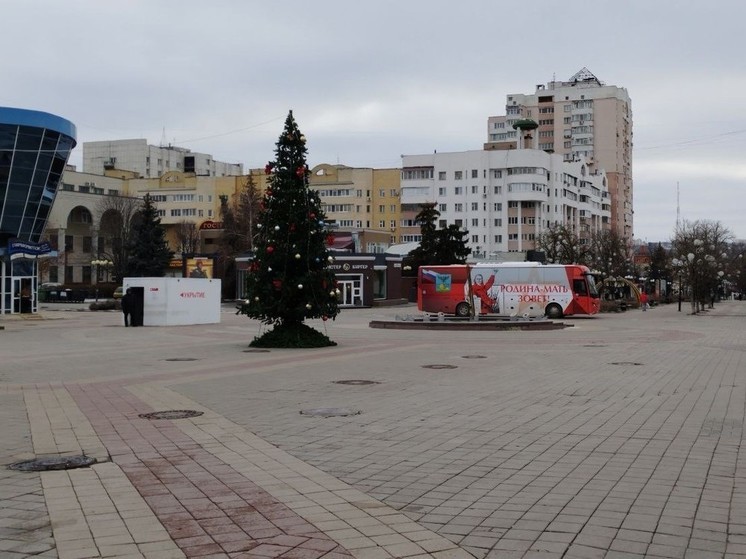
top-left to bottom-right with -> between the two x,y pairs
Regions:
4,0 -> 745,242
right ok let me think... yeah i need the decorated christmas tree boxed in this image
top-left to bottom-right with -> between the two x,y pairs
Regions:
237,111 -> 340,347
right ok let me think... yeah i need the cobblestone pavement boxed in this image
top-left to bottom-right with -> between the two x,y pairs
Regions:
1,301 -> 745,558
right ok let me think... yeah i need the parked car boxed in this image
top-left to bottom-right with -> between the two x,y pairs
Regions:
113,286 -> 124,299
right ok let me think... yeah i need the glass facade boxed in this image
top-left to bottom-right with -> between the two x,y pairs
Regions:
0,107 -> 77,245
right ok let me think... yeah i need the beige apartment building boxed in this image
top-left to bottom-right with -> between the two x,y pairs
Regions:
485,68 -> 632,240
310,164 -> 401,252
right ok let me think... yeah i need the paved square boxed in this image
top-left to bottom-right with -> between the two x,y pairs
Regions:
1,301 -> 744,558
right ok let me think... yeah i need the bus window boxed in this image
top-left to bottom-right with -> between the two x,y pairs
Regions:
584,273 -> 600,297
573,278 -> 587,296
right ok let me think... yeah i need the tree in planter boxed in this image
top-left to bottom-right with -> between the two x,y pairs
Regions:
125,194 -> 173,277
236,111 -> 340,347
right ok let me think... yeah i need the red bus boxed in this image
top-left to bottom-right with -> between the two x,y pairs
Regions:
418,262 -> 600,318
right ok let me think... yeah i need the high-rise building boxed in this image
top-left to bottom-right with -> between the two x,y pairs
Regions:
485,68 -> 632,239
83,139 -> 243,178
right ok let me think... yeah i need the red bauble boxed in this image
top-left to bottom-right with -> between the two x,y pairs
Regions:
290,224 -> 296,232
272,279 -> 282,290
309,213 -> 316,219
296,166 -> 306,178
326,235 -> 335,246
322,316 -> 328,322
266,246 -> 274,254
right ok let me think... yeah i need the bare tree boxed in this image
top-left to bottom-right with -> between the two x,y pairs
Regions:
587,229 -> 629,277
535,224 -> 589,265
671,220 -> 733,313
220,172 -> 261,255
175,220 -> 200,256
95,194 -> 142,282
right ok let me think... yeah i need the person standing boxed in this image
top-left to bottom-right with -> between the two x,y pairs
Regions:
121,288 -> 133,326
640,291 -> 649,311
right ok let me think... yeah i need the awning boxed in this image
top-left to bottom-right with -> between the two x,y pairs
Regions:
328,234 -> 354,251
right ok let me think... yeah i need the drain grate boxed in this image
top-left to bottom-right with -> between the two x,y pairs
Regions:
422,364 -> 458,369
333,380 -> 381,386
164,358 -> 199,362
9,455 -> 97,472
609,361 -> 644,366
461,355 -> 487,359
300,408 -> 361,417
243,349 -> 271,353
139,410 -> 204,420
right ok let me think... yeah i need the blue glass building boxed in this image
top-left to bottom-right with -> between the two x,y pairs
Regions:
1,107 -> 77,313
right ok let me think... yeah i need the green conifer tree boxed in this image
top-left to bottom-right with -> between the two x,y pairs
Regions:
125,194 -> 173,277
236,111 -> 340,347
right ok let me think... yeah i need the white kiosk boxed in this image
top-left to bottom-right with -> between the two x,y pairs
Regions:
122,277 -> 221,326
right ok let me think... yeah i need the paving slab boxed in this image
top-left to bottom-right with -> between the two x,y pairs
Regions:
1,301 -> 745,558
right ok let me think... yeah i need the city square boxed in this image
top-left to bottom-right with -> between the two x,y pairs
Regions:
1,301 -> 745,558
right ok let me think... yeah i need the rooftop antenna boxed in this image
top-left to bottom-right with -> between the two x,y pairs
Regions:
160,127 -> 167,148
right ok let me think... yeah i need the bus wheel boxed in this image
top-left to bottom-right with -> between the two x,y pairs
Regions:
455,302 -> 470,317
545,303 -> 563,319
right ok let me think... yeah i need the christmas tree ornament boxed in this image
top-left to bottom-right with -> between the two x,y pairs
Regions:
267,267 -> 272,272
295,253 -> 301,259
266,246 -> 274,253
297,284 -> 303,289
329,290 -> 336,296
274,225 -> 280,231
322,316 -> 328,321
328,256 -> 334,262
300,135 -> 306,142
305,303 -> 312,309
257,223 -> 262,229
254,296 -> 259,301
295,166 -> 305,178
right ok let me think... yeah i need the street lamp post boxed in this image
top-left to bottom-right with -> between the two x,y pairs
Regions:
91,259 -> 112,301
672,258 -> 684,312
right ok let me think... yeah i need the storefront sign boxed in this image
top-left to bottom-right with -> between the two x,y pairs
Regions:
199,221 -> 224,230
8,240 -> 52,259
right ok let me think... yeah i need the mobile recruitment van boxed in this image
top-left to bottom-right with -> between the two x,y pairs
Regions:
417,262 -> 600,318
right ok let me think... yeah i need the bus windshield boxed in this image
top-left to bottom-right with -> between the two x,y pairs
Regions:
585,273 -> 600,298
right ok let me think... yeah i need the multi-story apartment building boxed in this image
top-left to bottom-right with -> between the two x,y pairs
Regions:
485,68 -> 632,240
310,164 -> 401,251
83,139 -> 243,178
400,147 -> 610,257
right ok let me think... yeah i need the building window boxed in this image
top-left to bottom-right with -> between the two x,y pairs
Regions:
494,186 -> 502,194
439,203 -> 447,212
379,189 -> 386,197
471,218 -> 479,227
471,185 -> 478,194
471,170 -> 478,178
390,205 -> 396,212
454,171 -> 463,180
454,186 -> 463,195
471,202 -> 478,211
471,235 -> 479,243
65,235 -> 74,252
508,217 -> 518,224
454,203 -> 463,212
65,266 -> 74,283
49,266 -> 58,283
439,220 -> 447,228
390,220 -> 396,228
494,203 -> 502,211
82,236 -> 92,253
378,205 -> 385,213
494,218 -> 502,226
495,235 -> 502,243
379,220 -> 385,228
438,171 -> 446,180
438,187 -> 446,196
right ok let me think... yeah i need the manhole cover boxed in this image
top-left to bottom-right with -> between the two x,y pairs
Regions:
461,355 -> 487,359
333,380 -> 381,385
609,361 -> 644,366
243,349 -> 271,353
139,410 -> 204,420
300,408 -> 361,417
164,358 -> 199,362
9,455 -> 96,472
422,364 -> 458,369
